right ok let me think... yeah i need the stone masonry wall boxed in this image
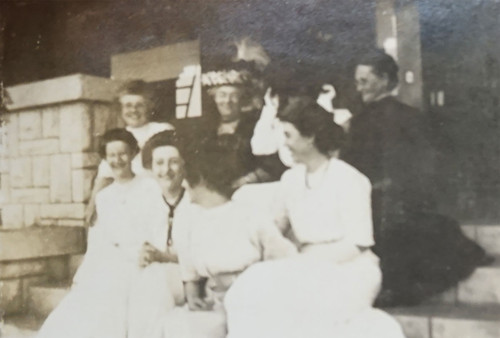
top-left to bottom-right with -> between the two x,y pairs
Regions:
1,74 -> 120,228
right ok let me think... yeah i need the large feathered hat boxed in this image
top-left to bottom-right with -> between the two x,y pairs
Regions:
201,37 -> 270,88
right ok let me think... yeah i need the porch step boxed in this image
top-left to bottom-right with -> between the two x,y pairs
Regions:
458,256 -> 500,305
388,304 -> 500,338
461,224 -> 500,255
424,256 -> 500,306
2,314 -> 43,338
28,281 -> 71,318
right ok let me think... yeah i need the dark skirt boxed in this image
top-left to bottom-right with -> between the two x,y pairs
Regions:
373,211 -> 490,307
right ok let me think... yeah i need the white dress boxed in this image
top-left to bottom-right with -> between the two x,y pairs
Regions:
162,201 -> 298,338
224,158 -> 405,338
97,121 -> 174,177
37,175 -> 187,338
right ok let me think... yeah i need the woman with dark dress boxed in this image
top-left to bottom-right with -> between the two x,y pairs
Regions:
175,56 -> 286,190
342,49 -> 490,306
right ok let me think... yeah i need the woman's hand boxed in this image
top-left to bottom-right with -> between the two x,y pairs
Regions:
138,242 -> 165,267
187,296 -> 213,312
184,280 -> 213,311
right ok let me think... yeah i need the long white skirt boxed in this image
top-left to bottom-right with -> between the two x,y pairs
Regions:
224,251 -> 405,338
37,238 -> 183,338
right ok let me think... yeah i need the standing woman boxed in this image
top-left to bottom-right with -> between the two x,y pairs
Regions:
224,97 -> 404,338
85,80 -> 174,225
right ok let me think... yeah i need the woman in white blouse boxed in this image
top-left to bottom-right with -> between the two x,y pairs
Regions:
37,129 -> 188,338
162,138 -> 297,338
85,80 -> 174,225
225,97 -> 404,338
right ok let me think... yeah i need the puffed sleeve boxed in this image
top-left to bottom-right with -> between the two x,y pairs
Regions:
338,168 -> 375,247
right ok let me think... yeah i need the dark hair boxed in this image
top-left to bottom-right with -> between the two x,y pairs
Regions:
117,79 -> 153,102
141,130 -> 183,169
278,96 -> 344,155
356,49 -> 399,91
181,136 -> 242,198
98,128 -> 139,159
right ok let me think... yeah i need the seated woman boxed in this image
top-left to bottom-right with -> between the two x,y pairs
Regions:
85,80 -> 174,225
127,130 -> 191,338
162,139 -> 297,338
223,97 -> 404,338
175,56 -> 286,190
37,129 -> 186,338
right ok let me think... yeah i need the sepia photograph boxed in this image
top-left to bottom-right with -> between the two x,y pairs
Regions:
0,0 -> 499,337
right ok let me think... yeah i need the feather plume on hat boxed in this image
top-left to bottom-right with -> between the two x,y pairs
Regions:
231,37 -> 270,72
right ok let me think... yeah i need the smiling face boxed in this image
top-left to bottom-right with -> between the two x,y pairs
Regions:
282,121 -> 315,164
213,85 -> 243,122
119,94 -> 150,128
105,140 -> 135,180
355,65 -> 390,104
151,145 -> 185,192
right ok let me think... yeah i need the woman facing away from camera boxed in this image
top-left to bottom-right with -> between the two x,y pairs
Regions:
85,80 -> 174,225
223,97 -> 404,338
161,138 -> 298,338
37,129 -> 188,338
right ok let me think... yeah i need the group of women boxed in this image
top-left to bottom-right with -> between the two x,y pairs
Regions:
36,46 -> 490,338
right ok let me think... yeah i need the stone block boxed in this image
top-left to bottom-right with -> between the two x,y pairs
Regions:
0,157 -> 8,174
72,169 -> 94,203
432,317 -> 500,338
5,112 -> 19,156
42,106 -> 60,138
393,315 -> 430,338
45,256 -> 69,281
92,103 -> 115,140
71,152 -> 101,169
11,189 -> 50,204
18,138 -> 60,156
50,154 -> 72,203
59,103 -> 92,153
32,155 -> 50,187
0,279 -> 23,314
18,110 -> 42,141
10,157 -> 32,188
39,219 -> 56,226
0,260 -> 46,279
40,203 -> 85,220
2,204 -> 24,228
1,173 -> 11,204
68,254 -> 85,279
476,226 -> 500,255
57,219 -> 86,227
24,204 -> 41,226
29,283 -> 70,318
6,74 -> 117,111
458,265 -> 500,304
0,226 -> 86,261
21,275 -> 50,309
